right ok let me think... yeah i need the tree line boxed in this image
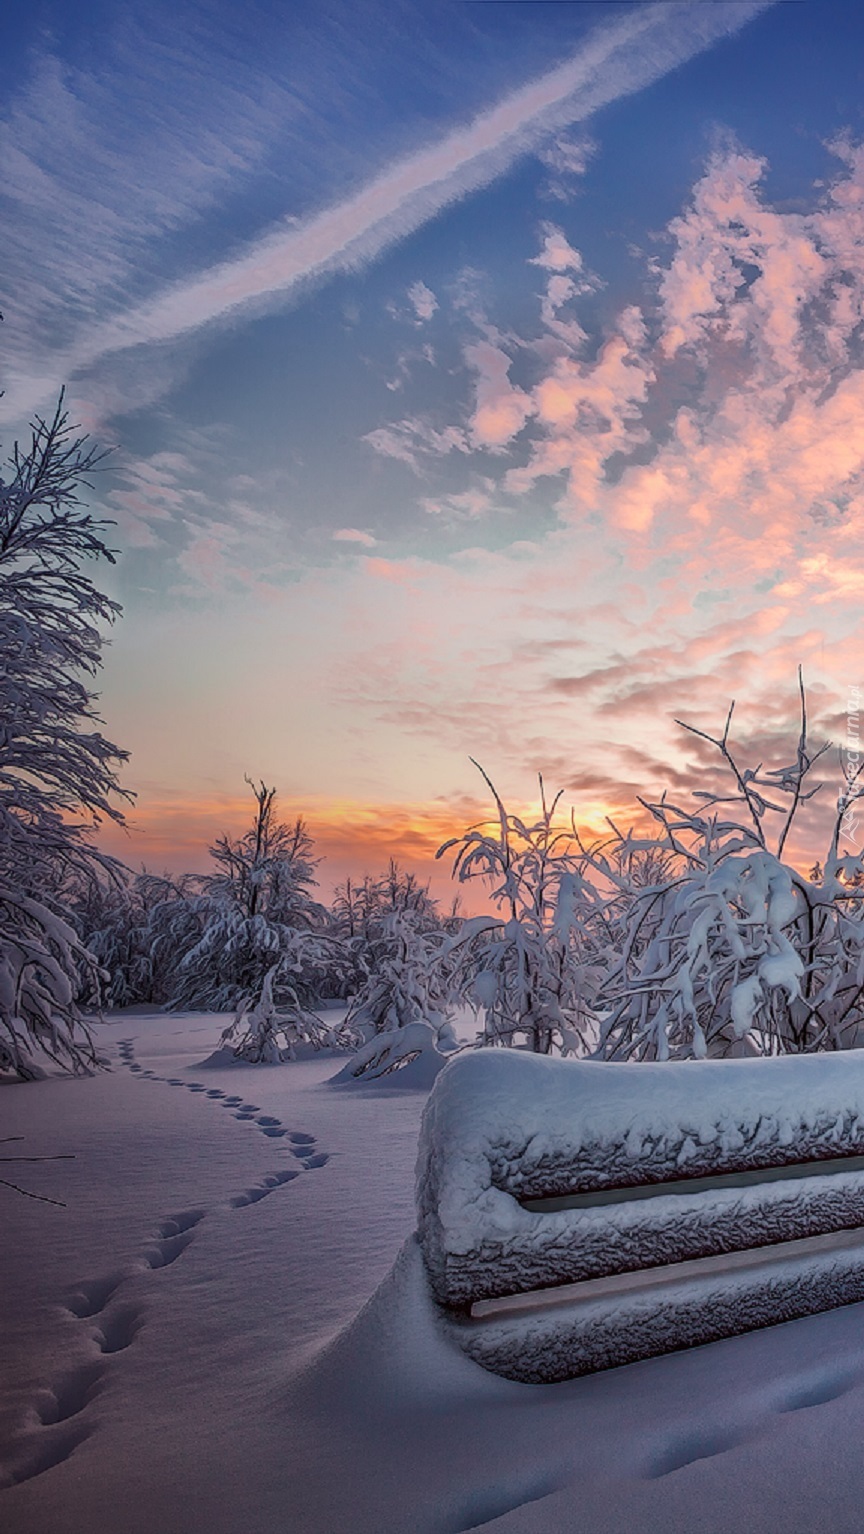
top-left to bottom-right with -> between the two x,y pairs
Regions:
4,397 -> 864,1082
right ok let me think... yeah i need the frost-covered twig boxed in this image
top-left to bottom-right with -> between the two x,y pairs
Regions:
0,1136 -> 74,1205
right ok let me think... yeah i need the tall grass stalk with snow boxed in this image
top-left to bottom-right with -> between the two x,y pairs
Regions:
437,761 -> 597,1055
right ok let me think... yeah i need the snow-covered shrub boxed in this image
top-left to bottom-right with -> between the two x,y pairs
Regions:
168,780 -> 338,1013
589,676 -> 864,1059
437,764 -> 596,1055
331,861 -> 449,1002
342,909 -> 454,1039
219,961 -> 336,1063
171,907 -> 339,1013
208,779 -> 324,928
329,861 -> 460,1071
0,395 -> 129,1077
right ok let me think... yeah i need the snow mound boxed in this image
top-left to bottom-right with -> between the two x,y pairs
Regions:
330,1021 -> 450,1089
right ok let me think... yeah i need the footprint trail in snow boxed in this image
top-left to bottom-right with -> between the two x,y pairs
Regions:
0,1037 -> 329,1491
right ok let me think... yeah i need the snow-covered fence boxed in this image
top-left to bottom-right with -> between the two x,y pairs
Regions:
416,1050 -> 864,1383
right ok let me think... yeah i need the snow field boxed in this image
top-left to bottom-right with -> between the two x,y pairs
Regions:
6,1012 -> 864,1530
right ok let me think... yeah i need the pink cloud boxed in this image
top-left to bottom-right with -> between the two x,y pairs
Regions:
465,340 -> 534,449
333,527 -> 377,547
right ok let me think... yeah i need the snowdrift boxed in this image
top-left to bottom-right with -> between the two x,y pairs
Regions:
416,1050 -> 864,1382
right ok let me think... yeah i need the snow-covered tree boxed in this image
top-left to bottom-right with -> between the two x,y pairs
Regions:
438,763 -> 596,1055
71,869 -> 203,1008
341,907 -> 455,1041
0,394 -> 129,1078
331,862 -> 459,1079
208,779 -> 322,927
170,780 -> 338,1013
332,860 -> 447,1010
0,887 -> 104,1078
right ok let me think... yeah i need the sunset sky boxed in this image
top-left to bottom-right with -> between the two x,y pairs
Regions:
4,0 -> 864,902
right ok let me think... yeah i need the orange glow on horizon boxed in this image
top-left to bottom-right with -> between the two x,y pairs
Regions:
93,786 -> 640,911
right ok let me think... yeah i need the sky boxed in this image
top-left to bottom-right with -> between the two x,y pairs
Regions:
4,0 -> 864,904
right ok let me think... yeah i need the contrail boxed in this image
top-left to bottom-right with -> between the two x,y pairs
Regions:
6,0 -> 773,415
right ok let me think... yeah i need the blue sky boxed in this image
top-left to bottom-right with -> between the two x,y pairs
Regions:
4,0 -> 864,895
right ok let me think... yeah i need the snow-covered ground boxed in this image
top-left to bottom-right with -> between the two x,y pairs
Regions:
5,1011 -> 864,1532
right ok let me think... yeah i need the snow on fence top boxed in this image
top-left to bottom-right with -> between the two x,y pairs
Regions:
416,1050 -> 864,1379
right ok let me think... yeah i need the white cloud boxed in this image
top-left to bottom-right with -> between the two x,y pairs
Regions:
421,482 -> 497,519
658,146 -> 827,382
0,0 -> 774,424
530,223 -> 585,273
407,281 -> 438,322
362,417 -> 471,472
538,132 -> 596,200
529,225 -> 599,345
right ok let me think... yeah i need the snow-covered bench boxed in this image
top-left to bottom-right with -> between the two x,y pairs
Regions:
416,1049 -> 864,1383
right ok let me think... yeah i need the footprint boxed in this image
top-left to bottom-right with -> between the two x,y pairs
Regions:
187,1084 -> 206,1093
229,1186 -> 271,1208
267,1169 -> 299,1186
234,1112 -> 256,1120
145,1231 -> 195,1269
303,1153 -> 329,1169
289,1145 -> 312,1158
94,1305 -> 144,1356
777,1369 -> 862,1413
222,1096 -> 243,1106
453,1478 -> 559,1531
260,1127 -> 287,1138
36,1361 -> 104,1425
256,1116 -> 281,1126
1,1420 -> 96,1489
65,1272 -> 126,1319
143,1208 -> 206,1270
240,1105 -> 260,1113
287,1132 -> 315,1145
646,1424 -> 746,1478
206,1089 -> 225,1098
129,1063 -> 142,1072
160,1210 -> 205,1238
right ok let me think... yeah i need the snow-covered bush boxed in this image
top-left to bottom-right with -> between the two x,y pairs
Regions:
437,764 -> 596,1055
169,780 -> 336,1013
171,905 -> 345,1014
342,909 -> 454,1038
0,395 -> 129,1077
208,779 -> 324,928
331,862 -> 458,1078
219,961 -> 336,1063
331,861 -> 448,1000
588,676 -> 864,1060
